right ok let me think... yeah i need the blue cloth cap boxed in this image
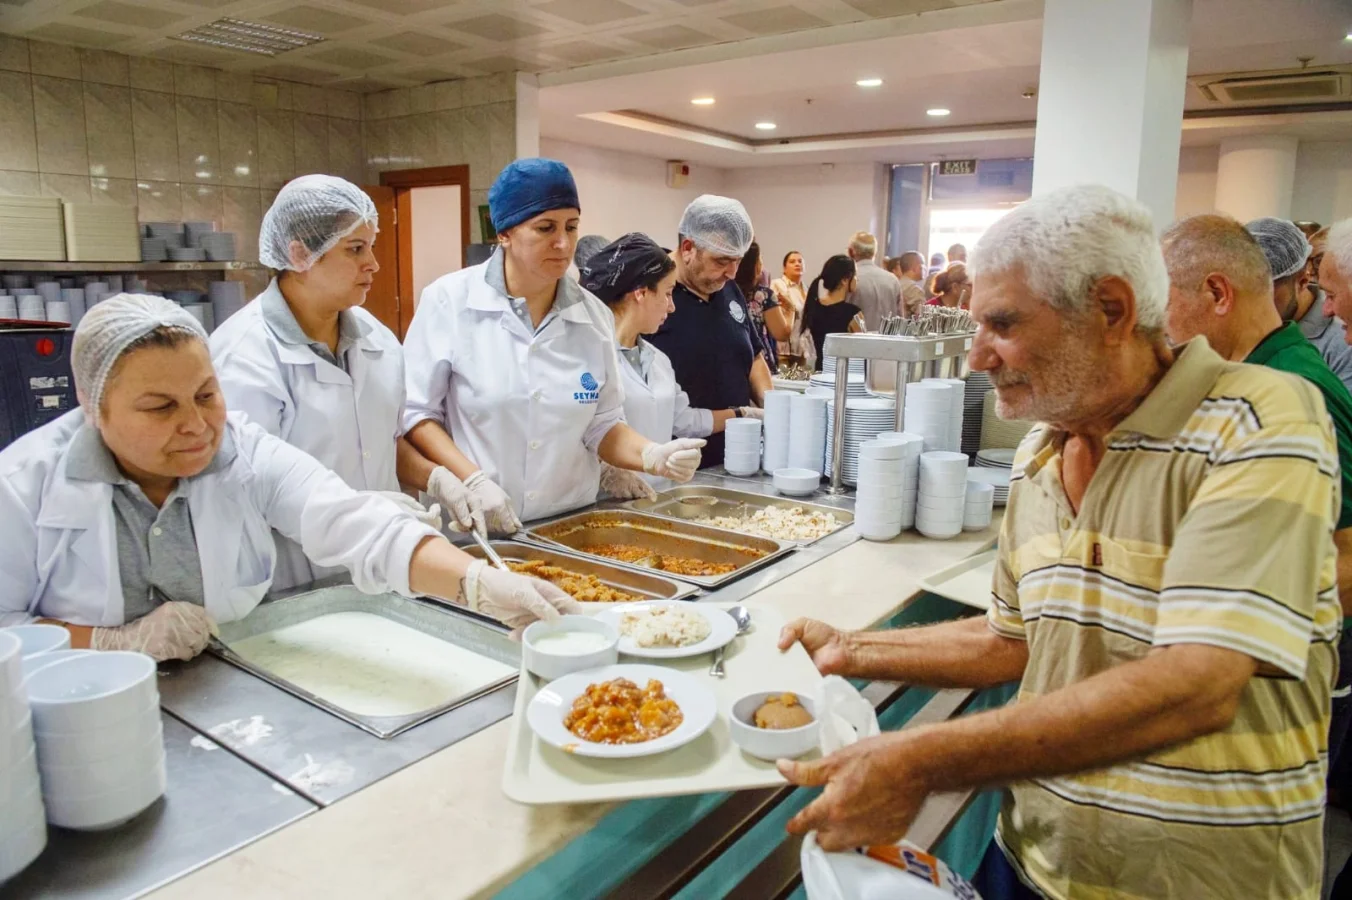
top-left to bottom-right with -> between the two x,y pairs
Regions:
489,158 -> 580,234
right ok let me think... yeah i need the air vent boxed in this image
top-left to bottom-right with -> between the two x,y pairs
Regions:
1193,68 -> 1352,105
172,19 -> 325,56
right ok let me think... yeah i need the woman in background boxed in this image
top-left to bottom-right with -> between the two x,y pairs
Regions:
733,242 -> 791,374
771,250 -> 808,361
801,255 -> 863,372
927,263 -> 971,308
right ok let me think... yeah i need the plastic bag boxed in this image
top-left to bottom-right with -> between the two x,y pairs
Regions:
802,833 -> 983,900
816,676 -> 880,754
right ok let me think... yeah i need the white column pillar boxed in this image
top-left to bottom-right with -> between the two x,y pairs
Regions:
1214,136 -> 1298,222
514,73 -> 540,160
1031,0 -> 1192,230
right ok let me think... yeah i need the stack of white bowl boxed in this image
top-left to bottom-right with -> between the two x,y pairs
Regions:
917,451 -> 969,539
1,274 -> 29,291
902,381 -> 958,452
0,631 -> 46,882
42,300 -> 71,325
35,281 -> 60,305
26,652 -> 166,832
809,371 -> 869,398
0,296 -> 16,319
84,281 -> 110,311
964,481 -> 995,530
17,295 -> 45,322
854,438 -> 909,540
60,288 -> 86,326
724,418 -> 762,476
926,377 -> 967,452
788,393 -> 828,473
761,390 -> 793,474
209,280 -> 247,327
825,398 -> 898,485
878,431 -> 924,503
966,467 -> 1011,506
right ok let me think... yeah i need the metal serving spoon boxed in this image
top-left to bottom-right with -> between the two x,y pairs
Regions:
709,605 -> 752,678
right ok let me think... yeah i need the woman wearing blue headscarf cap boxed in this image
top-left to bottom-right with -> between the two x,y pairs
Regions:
402,158 -> 705,530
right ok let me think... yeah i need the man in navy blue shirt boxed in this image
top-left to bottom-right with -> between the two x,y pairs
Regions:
648,195 -> 771,468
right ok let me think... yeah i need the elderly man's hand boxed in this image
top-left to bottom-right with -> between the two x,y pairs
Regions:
779,733 -> 932,851
778,617 -> 853,676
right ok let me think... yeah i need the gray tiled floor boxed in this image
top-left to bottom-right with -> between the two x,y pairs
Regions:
1325,807 -> 1352,899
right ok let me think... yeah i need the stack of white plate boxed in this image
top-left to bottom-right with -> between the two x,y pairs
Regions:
140,238 -> 167,262
761,390 -> 793,474
724,418 -> 762,476
83,281 -> 111,311
902,381 -> 958,452
0,197 -> 64,261
979,391 -> 1035,450
209,281 -> 247,327
181,303 -> 215,333
35,282 -> 60,304
854,439 -> 910,540
962,372 -> 992,454
168,247 -> 206,262
198,233 -> 237,261
43,301 -> 71,325
1,274 -> 28,291
825,398 -> 897,485
926,377 -> 966,453
809,372 -> 869,399
788,393 -> 828,472
17,296 -> 45,321
27,652 -> 166,831
822,357 -> 865,378
0,630 -> 46,882
183,221 -> 215,245
63,203 -> 139,262
976,448 -> 1016,469
917,451 -> 968,539
0,296 -> 17,319
964,481 -> 995,530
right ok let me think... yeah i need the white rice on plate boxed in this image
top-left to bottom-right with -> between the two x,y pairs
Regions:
619,605 -> 711,648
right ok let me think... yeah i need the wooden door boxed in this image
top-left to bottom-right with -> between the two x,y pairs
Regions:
361,185 -> 402,337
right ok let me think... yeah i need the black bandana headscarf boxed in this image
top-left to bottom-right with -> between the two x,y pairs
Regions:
579,232 -> 671,303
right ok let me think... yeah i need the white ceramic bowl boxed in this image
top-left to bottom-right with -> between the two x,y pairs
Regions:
43,758 -> 165,831
773,468 -> 820,496
919,483 -> 968,501
25,652 -> 158,733
917,499 -> 964,516
40,740 -> 165,797
856,468 -> 906,486
0,816 -> 46,882
0,746 -> 39,809
521,616 -> 619,681
35,717 -> 163,768
6,625 -> 70,659
0,631 -> 21,692
920,450 -> 968,470
916,512 -> 965,528
918,523 -> 962,540
1,779 -> 43,842
857,439 -> 905,459
1,708 -> 34,766
729,691 -> 820,761
857,523 -> 903,541
966,482 -> 996,501
21,649 -> 94,682
32,697 -> 159,747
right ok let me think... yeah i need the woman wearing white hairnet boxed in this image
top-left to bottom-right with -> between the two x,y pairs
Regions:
211,175 -> 469,592
0,294 -> 580,660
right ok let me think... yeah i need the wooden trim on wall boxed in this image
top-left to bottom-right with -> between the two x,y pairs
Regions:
380,165 -> 473,257
394,188 -> 415,337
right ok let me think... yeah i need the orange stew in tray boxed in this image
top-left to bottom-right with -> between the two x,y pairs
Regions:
586,544 -> 738,577
563,677 -> 683,744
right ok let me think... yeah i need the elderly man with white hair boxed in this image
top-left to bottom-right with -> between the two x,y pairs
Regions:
1323,219 -> 1352,341
845,230 -> 903,331
779,184 -> 1338,900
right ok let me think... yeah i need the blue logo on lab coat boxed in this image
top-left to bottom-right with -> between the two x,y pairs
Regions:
574,371 -> 600,404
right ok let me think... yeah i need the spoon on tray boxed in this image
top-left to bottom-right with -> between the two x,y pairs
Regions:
710,605 -> 752,678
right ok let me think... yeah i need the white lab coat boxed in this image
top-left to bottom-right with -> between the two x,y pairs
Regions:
0,410 -> 438,628
210,280 -> 406,591
403,253 -> 626,522
617,340 -> 713,490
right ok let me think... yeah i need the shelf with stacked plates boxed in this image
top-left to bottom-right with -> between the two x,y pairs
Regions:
0,260 -> 266,272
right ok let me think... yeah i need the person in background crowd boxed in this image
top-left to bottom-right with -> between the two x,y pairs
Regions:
946,242 -> 967,265
771,250 -> 808,361
733,242 -> 791,373
845,231 -> 903,331
1247,217 -> 1314,324
927,262 -> 970,308
1297,221 -> 1322,240
1325,221 -> 1352,332
779,185 -> 1338,900
886,252 -> 927,317
573,233 -> 609,271
648,195 -> 770,469
923,251 -> 947,296
801,254 -> 862,372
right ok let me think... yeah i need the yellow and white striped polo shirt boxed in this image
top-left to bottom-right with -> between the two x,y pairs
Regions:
988,338 -> 1340,900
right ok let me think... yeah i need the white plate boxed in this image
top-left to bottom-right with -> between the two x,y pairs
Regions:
976,448 -> 1017,467
526,663 -> 717,759
595,602 -> 738,659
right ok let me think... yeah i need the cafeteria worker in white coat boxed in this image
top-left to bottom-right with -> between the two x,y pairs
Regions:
403,158 -> 705,529
0,295 -> 579,661
211,176 -> 469,591
578,233 -> 762,498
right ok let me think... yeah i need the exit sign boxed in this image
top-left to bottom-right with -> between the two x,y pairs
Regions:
938,159 -> 977,176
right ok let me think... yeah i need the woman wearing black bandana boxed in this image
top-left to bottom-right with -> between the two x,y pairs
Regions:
581,233 -> 762,497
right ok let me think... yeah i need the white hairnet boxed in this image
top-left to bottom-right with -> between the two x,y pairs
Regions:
1245,217 -> 1311,280
259,174 -> 378,272
678,194 -> 753,258
72,293 -> 208,424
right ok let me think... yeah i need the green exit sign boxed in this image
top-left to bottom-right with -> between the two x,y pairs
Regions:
938,159 -> 977,176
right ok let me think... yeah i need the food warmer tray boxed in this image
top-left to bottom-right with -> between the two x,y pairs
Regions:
624,485 -> 854,545
211,585 -> 519,739
460,540 -> 702,607
519,509 -> 792,589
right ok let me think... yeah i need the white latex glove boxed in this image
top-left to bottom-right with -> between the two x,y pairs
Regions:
738,407 -> 765,420
641,438 -> 706,483
374,490 -> 443,530
464,470 -> 522,535
463,559 -> 583,636
427,466 -> 482,535
91,601 -> 217,662
599,462 -> 658,501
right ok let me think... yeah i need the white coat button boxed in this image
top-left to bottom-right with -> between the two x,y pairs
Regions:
527,491 -> 537,500
531,390 -> 542,400
363,451 -> 370,459
152,527 -> 162,536
530,440 -> 540,450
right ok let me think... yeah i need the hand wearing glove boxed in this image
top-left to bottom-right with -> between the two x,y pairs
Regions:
462,559 -> 583,636
737,407 -> 765,420
641,438 -> 706,483
464,470 -> 523,535
427,466 -> 483,535
91,601 -> 218,662
599,462 -> 658,501
375,490 -> 443,530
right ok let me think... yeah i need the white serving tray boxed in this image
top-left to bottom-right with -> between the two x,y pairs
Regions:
501,603 -> 823,805
916,548 -> 997,610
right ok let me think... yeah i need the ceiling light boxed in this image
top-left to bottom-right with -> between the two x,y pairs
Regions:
856,77 -> 883,88
755,122 -> 777,130
172,18 -> 325,56
926,107 -> 951,117
691,97 -> 715,106
1345,31 -> 1352,41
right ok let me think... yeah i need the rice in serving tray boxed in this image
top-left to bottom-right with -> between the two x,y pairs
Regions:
619,605 -> 711,648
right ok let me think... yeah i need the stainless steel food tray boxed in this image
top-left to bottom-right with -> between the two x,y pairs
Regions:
460,540 -> 701,605
624,485 -> 854,545
211,585 -> 519,739
520,509 -> 792,588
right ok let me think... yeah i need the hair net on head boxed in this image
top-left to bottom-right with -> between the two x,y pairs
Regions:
489,158 -> 580,235
1245,217 -> 1311,280
72,293 -> 208,424
678,195 -> 753,258
259,174 -> 378,272
574,234 -> 610,269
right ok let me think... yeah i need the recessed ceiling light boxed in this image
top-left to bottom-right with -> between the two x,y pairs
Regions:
691,97 -> 715,106
856,77 -> 883,88
926,107 -> 951,117
755,122 -> 777,130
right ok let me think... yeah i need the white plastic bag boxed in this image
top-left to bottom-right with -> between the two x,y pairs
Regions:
802,833 -> 983,900
816,676 -> 880,754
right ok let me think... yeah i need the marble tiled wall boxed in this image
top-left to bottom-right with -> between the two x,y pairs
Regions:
0,35 -> 363,262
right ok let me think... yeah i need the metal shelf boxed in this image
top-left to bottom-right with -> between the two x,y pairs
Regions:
0,260 -> 265,273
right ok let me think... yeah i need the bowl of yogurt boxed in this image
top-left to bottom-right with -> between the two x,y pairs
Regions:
522,616 -> 620,681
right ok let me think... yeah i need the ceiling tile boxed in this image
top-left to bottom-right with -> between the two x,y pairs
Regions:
345,0 -> 448,15
534,0 -> 645,27
400,67 -> 465,83
264,6 -> 370,35
545,40 -> 621,64
306,46 -> 397,70
624,24 -> 710,50
464,54 -> 541,74
370,32 -> 466,56
157,43 -> 240,67
843,0 -> 958,16
250,63 -> 340,84
446,14 -> 547,41
720,6 -> 827,34
25,23 -> 127,48
171,0 -> 244,7
74,0 -> 185,28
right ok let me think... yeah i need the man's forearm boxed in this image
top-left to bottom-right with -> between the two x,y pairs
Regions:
749,355 -> 772,405
844,615 -> 1028,688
